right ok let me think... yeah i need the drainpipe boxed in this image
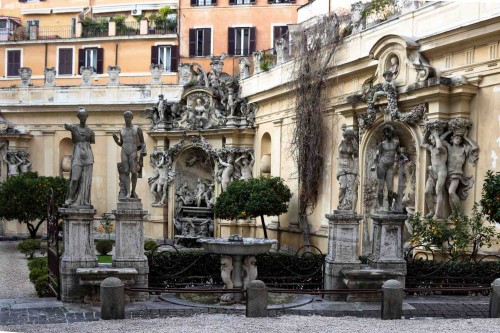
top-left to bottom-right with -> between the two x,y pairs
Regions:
115,42 -> 118,66
44,43 -> 48,68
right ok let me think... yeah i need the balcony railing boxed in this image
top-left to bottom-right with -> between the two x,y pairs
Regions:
116,21 -> 140,36
148,21 -> 177,35
82,22 -> 109,38
37,25 -> 75,39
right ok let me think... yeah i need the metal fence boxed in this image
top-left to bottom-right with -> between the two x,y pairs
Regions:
37,26 -> 74,40
82,22 -> 109,38
116,21 -> 140,37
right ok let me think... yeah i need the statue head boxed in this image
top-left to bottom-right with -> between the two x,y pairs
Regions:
429,134 -> 436,145
124,111 -> 134,125
343,128 -> 355,141
158,94 -> 164,100
382,70 -> 394,82
8,154 -> 16,163
452,135 -> 463,145
383,124 -> 395,139
390,56 -> 398,66
44,67 -> 56,85
77,107 -> 88,124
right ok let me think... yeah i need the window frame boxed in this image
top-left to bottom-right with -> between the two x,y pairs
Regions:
84,47 -> 98,73
157,45 -> 172,72
234,27 -> 250,56
189,27 -> 212,57
57,46 -> 75,76
5,48 -> 23,78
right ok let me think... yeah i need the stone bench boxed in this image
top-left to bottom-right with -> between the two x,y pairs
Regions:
76,266 -> 138,303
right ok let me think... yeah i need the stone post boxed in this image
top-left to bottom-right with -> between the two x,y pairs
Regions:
324,210 -> 363,300
59,207 -> 98,302
101,277 -> 125,320
112,200 -> 149,301
140,18 -> 149,35
76,22 -> 83,38
490,278 -> 500,318
108,21 -> 116,37
246,280 -> 268,318
369,212 -> 407,286
381,279 -> 403,320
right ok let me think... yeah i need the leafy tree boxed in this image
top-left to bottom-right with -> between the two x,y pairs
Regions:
214,177 -> 292,239
0,172 -> 67,239
480,170 -> 500,223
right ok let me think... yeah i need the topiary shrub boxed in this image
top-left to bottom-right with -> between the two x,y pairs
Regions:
96,239 -> 113,256
28,257 -> 48,271
17,239 -> 42,259
144,240 -> 158,252
34,274 -> 52,297
29,266 -> 47,283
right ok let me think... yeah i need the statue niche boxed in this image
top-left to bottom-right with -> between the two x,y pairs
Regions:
361,122 -> 416,254
173,146 -> 215,247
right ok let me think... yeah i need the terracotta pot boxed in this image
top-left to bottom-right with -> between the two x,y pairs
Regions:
260,154 -> 271,173
61,155 -> 72,172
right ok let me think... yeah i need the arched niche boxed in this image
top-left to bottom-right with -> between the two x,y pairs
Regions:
359,120 -> 419,255
171,145 -> 215,240
260,132 -> 271,175
58,138 -> 73,177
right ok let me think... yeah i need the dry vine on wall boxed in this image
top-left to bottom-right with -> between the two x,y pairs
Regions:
290,13 -> 345,246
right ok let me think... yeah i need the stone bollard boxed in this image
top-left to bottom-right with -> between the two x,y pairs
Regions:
246,280 -> 268,318
489,278 -> 500,318
381,279 -> 403,320
100,277 -> 125,320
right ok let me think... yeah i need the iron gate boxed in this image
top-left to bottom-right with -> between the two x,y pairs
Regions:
47,188 -> 61,299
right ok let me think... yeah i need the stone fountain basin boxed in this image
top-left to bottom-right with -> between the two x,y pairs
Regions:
197,238 -> 277,256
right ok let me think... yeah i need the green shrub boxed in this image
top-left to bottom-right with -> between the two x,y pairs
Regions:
28,257 -> 48,271
96,239 -> 113,256
480,170 -> 500,223
29,266 -> 47,283
17,239 -> 42,259
144,240 -> 158,252
34,274 -> 52,297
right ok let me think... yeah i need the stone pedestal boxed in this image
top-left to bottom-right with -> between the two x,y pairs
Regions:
59,207 -> 98,303
112,200 -> 149,301
324,210 -> 363,300
368,212 -> 407,285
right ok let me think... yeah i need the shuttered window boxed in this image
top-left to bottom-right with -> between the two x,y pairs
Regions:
78,48 -> 104,74
58,48 -> 73,75
151,45 -> 179,72
228,27 -> 256,56
267,0 -> 295,3
189,28 -> 211,57
191,0 -> 216,6
6,50 -> 21,77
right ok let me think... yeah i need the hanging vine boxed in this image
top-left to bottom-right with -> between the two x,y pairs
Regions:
290,13 -> 346,245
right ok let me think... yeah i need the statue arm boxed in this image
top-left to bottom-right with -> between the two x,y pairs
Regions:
250,152 -> 255,167
218,157 -> 230,167
112,131 -> 122,146
434,132 -> 445,152
90,129 -> 96,144
137,127 -> 147,155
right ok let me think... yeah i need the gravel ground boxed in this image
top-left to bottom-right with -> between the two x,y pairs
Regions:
0,241 -> 37,298
2,315 -> 500,333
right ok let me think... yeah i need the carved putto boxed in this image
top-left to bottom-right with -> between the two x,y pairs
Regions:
107,65 -> 121,86
3,150 -> 31,178
44,67 -> 56,87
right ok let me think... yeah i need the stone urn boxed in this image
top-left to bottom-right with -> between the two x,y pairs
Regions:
260,154 -> 271,174
61,155 -> 72,172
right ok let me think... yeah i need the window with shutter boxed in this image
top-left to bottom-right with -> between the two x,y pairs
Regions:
171,46 -> 179,72
6,50 -> 21,77
268,0 -> 294,3
232,27 -> 252,56
79,48 -> 100,74
58,48 -> 73,75
202,28 -> 211,56
189,29 -> 196,57
193,0 -> 214,5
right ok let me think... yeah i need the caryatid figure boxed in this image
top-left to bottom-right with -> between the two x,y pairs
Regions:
112,111 -> 146,200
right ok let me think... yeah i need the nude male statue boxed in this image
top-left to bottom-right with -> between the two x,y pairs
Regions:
372,124 -> 404,211
112,111 -> 146,200
421,130 -> 447,219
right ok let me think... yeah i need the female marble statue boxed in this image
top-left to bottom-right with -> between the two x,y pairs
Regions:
337,128 -> 359,211
235,152 -> 254,180
64,107 -> 95,207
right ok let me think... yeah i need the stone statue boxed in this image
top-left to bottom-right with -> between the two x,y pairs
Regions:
18,151 -> 32,174
218,153 -> 235,191
19,67 -> 32,88
226,88 -> 235,117
388,56 -> 399,77
441,126 -> 478,215
337,128 -> 359,211
252,50 -> 263,75
175,184 -> 194,216
207,184 -> 215,209
235,152 -> 254,180
3,153 -> 22,177
371,71 -> 397,106
421,129 -> 447,219
238,57 -> 250,80
112,111 -> 146,200
64,107 -> 95,207
242,256 -> 258,289
107,65 -> 121,86
195,178 -> 209,207
149,150 -> 171,205
150,64 -> 163,85
80,66 -> 93,87
220,255 -> 234,303
44,67 -> 56,87
178,63 -> 194,85
156,94 -> 167,123
350,1 -> 366,34
372,124 -> 403,211
275,38 -> 288,64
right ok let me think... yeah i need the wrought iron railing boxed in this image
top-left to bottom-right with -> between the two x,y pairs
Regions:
148,21 -> 177,35
82,22 -> 109,38
37,25 -> 75,40
116,21 -> 140,36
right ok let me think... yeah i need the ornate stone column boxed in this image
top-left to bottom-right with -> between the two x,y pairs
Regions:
112,200 -> 149,301
59,207 -> 98,302
369,212 -> 407,285
324,210 -> 363,300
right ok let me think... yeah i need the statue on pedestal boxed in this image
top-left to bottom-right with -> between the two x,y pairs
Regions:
337,127 -> 359,211
112,111 -> 146,200
64,107 -> 95,207
372,124 -> 406,211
